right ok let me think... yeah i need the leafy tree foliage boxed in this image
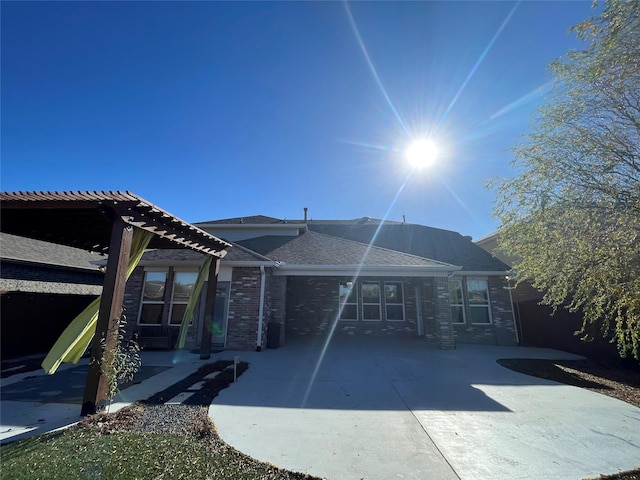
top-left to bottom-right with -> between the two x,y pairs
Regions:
493,0 -> 640,359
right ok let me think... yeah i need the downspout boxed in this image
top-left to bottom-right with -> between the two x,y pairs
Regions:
256,265 -> 266,351
415,286 -> 424,336
506,277 -> 520,344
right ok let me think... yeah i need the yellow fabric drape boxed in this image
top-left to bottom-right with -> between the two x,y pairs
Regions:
176,255 -> 213,349
41,228 -> 154,374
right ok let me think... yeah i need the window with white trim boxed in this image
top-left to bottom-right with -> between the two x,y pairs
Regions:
139,271 -> 167,325
339,280 -> 358,321
385,282 -> 405,321
361,281 -> 381,321
467,278 -> 491,324
169,271 -> 198,326
449,279 -> 465,324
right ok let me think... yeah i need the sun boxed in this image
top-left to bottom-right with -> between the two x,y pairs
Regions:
406,139 -> 438,169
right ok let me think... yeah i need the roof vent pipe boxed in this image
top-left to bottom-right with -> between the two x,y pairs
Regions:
304,207 -> 308,223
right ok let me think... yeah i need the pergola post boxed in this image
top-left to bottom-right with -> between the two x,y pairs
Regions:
81,218 -> 133,416
200,258 -> 221,360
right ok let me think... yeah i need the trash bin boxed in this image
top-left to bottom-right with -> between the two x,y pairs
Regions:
266,322 -> 280,349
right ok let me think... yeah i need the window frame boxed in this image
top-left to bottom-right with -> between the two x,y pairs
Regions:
138,269 -> 168,326
361,281 -> 382,322
466,277 -> 492,325
338,280 -> 358,321
449,278 -> 466,324
384,281 -> 405,322
168,270 -> 199,326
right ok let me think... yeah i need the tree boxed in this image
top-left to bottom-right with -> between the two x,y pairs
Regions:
492,0 -> 640,359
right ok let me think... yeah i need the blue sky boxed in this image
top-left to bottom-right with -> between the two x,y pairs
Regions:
1,1 -> 594,239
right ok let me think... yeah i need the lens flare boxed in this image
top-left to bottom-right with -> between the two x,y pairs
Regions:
406,139 -> 438,168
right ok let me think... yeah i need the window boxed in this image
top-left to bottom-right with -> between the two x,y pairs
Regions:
449,279 -> 465,324
169,271 -> 198,325
467,278 -> 491,324
361,281 -> 381,321
339,281 -> 358,321
385,282 -> 405,321
139,271 -> 167,325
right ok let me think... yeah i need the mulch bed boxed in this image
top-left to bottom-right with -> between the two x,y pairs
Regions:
496,357 -> 640,409
76,359 -> 249,434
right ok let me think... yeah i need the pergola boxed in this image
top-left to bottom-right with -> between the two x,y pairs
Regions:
0,191 -> 231,415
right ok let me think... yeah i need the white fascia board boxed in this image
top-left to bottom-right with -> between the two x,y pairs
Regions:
221,261 -> 277,268
451,270 -> 511,277
139,260 -> 275,268
138,260 -> 204,268
274,264 -> 462,277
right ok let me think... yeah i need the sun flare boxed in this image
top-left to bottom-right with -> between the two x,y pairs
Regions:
406,139 -> 438,168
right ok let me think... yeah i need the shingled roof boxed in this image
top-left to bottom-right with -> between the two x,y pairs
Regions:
236,230 -> 455,268
0,232 -> 104,294
139,241 -> 270,264
195,215 -> 297,225
1,232 -> 105,271
306,222 -> 509,272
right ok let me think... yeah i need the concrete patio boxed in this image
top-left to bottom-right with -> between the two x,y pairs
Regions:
2,337 -> 638,480
209,337 -> 640,480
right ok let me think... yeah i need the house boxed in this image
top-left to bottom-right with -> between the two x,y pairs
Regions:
124,213 -> 517,352
1,232 -> 105,358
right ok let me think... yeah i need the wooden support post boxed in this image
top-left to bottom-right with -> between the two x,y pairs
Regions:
81,219 -> 133,416
200,258 -> 220,360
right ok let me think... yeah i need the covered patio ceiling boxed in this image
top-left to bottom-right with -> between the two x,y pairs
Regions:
0,190 -> 231,255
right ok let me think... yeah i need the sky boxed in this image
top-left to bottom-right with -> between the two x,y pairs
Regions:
1,1 -> 596,240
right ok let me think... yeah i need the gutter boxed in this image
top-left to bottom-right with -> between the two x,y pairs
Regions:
274,264 -> 462,277
256,265 -> 266,351
450,270 -> 511,276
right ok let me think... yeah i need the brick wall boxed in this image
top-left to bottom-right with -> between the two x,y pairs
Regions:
266,274 -> 287,346
285,276 -> 421,339
420,279 -> 438,341
433,276 -> 455,349
226,267 -> 261,350
452,276 -> 517,346
488,275 -> 518,346
123,266 -> 201,349
123,267 -> 144,330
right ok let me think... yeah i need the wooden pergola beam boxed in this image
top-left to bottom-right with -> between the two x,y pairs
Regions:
81,218 -> 133,415
0,191 -> 231,416
200,258 -> 221,360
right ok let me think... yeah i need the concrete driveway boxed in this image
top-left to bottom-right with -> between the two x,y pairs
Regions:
209,337 -> 640,480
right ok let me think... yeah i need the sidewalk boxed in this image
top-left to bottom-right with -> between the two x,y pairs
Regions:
0,350 -> 233,444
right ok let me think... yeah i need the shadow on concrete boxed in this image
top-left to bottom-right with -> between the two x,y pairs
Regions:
0,365 -> 169,404
211,335 -> 585,412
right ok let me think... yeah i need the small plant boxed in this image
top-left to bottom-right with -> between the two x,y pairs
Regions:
100,309 -> 142,402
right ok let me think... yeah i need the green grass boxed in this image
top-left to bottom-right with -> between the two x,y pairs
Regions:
1,424 -> 318,480
1,360 -> 317,479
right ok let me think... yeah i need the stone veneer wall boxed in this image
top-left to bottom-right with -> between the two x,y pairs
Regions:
285,276 -> 422,338
452,275 -> 517,346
